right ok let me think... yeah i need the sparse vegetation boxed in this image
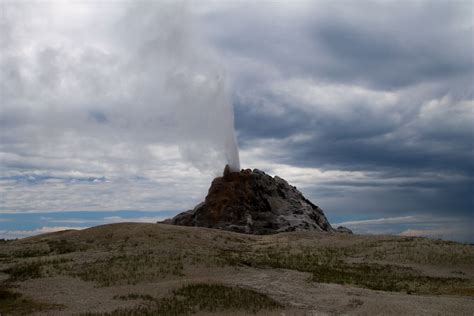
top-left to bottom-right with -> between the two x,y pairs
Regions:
0,239 -> 16,244
356,237 -> 474,266
47,239 -> 87,254
85,283 -> 283,315
309,262 -> 471,295
6,239 -> 86,258
348,298 -> 364,308
12,246 -> 50,258
114,293 -> 155,301
0,287 -> 64,315
72,253 -> 185,286
4,258 -> 71,281
220,247 -> 474,295
4,261 -> 44,281
1,223 -> 473,314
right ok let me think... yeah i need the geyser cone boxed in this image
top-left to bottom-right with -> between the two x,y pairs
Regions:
163,166 -> 341,235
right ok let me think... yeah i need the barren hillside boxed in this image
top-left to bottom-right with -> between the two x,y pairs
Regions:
1,223 -> 473,315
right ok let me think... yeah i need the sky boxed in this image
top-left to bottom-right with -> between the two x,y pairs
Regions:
0,0 -> 473,242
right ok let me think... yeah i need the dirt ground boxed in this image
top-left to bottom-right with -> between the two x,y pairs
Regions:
0,223 -> 473,315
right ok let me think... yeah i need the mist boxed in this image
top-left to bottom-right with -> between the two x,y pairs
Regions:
0,1 -> 240,181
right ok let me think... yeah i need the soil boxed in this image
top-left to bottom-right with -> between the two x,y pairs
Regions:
0,223 -> 473,315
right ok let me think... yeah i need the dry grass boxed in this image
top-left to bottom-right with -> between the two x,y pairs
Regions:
0,287 -> 64,315
219,246 -> 473,295
354,237 -> 474,266
3,258 -> 71,282
82,283 -> 283,315
0,223 -> 473,315
72,253 -> 185,286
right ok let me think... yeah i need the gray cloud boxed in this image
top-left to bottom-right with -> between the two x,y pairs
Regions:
199,1 -> 473,230
1,1 -> 472,241
202,1 -> 472,89
0,1 -> 240,179
333,215 -> 473,243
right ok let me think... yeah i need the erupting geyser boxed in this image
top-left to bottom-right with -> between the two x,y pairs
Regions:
225,124 -> 240,172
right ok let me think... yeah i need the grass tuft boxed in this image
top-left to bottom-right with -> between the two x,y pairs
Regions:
72,253 -> 185,287
47,239 -> 86,254
0,287 -> 64,315
4,261 -> 43,281
84,283 -> 282,315
3,258 -> 72,281
221,248 -> 473,295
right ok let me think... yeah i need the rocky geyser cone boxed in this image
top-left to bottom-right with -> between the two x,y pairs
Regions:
164,165 -> 336,235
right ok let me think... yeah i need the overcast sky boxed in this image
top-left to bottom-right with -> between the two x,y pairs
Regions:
1,0 -> 473,242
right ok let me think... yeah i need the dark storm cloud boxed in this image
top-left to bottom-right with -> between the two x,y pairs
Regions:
313,11 -> 473,89
285,134 -> 473,172
204,1 -> 473,89
234,90 -> 473,217
199,1 -> 473,226
234,94 -> 314,142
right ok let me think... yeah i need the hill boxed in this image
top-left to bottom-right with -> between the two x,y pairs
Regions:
164,167 -> 341,234
0,223 -> 473,315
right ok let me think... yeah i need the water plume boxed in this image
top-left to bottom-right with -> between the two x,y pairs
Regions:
115,2 -> 241,173
0,1 -> 241,177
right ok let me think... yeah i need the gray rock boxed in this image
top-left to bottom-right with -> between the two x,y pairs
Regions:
336,226 -> 353,234
161,165 -> 335,235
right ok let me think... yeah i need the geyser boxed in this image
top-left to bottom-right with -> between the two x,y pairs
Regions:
162,166 -> 352,235
224,121 -> 240,172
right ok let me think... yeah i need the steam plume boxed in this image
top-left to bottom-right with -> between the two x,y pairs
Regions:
1,1 -> 240,176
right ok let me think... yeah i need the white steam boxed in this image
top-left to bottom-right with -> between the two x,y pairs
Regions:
0,1 -> 240,177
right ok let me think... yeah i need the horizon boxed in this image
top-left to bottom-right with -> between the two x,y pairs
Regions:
1,210 -> 473,244
1,1 -> 473,243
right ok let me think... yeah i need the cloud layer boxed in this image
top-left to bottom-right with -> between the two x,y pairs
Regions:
1,1 -> 472,242
1,1 -> 239,183
202,1 -> 473,224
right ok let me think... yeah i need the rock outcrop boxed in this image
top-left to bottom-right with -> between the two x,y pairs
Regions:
163,166 -> 337,235
336,226 -> 353,234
